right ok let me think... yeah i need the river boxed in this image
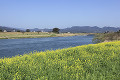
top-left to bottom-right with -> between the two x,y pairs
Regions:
0,35 -> 94,58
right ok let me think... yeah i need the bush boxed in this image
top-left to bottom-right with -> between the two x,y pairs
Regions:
0,29 -> 2,32
17,30 -> 21,32
26,29 -> 30,32
93,32 -> 120,43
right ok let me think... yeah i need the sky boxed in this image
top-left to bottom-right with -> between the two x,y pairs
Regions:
0,0 -> 120,29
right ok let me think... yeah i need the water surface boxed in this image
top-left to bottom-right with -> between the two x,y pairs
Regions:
0,35 -> 94,58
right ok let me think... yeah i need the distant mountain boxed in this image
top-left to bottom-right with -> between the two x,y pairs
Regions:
30,26 -> 120,33
30,28 -> 52,32
0,26 -> 22,32
1,26 -> 120,33
60,26 -> 120,33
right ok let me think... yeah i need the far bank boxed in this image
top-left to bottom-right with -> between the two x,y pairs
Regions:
0,32 -> 94,39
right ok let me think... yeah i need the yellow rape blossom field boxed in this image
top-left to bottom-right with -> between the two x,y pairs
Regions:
0,41 -> 120,80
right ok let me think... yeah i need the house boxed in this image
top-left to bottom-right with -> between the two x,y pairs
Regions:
12,30 -> 16,32
3,30 -> 7,32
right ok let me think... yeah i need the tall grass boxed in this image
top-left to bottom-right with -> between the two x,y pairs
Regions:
0,41 -> 120,80
0,32 -> 87,39
92,32 -> 120,43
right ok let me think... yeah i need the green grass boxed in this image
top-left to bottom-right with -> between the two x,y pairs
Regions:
0,41 -> 120,80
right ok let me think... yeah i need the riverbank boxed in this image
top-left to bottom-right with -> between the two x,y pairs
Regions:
0,32 -> 91,39
92,32 -> 120,43
0,41 -> 119,80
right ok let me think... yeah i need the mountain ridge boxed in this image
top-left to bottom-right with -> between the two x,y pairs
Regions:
0,26 -> 120,33
0,26 -> 22,32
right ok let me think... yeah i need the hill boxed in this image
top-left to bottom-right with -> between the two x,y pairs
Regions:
30,28 -> 52,32
1,26 -> 120,33
0,41 -> 120,80
30,26 -> 120,33
0,26 -> 22,32
60,26 -> 120,33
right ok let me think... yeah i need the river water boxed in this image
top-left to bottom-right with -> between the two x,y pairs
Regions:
0,35 -> 94,58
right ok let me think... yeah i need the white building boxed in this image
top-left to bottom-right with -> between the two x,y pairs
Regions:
3,30 -> 7,32
12,30 -> 16,32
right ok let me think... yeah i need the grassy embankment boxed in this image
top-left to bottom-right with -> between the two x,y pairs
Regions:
0,32 -> 88,39
0,41 -> 120,80
93,32 -> 120,43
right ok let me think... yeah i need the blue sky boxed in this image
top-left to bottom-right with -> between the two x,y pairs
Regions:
0,0 -> 120,29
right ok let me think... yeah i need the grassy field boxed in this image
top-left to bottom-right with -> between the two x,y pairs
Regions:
0,41 -> 120,80
0,32 -> 88,39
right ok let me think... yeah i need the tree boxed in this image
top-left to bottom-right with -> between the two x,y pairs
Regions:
52,28 -> 60,33
26,29 -> 30,32
37,31 -> 41,34
0,29 -> 2,32
116,30 -> 120,33
104,31 -> 109,34
17,30 -> 21,32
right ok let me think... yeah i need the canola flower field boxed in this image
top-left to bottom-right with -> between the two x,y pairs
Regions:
0,41 -> 120,80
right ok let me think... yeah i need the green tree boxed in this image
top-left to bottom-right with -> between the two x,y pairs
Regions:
52,28 -> 60,33
17,30 -> 21,32
26,29 -> 30,32
0,29 -> 2,32
37,31 -> 41,34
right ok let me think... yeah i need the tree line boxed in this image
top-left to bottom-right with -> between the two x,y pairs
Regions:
0,28 -> 60,33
